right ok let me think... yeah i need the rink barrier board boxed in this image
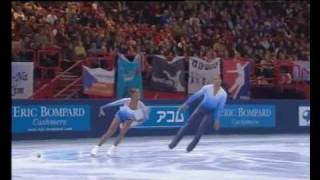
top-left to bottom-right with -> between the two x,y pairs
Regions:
12,99 -> 309,140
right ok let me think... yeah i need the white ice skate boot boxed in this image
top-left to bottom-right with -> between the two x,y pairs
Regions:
106,145 -> 117,157
90,145 -> 100,157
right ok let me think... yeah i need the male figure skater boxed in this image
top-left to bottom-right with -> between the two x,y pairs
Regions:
169,75 -> 227,152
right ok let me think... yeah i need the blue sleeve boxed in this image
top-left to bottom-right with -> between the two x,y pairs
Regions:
100,98 -> 130,110
185,86 -> 205,106
213,94 -> 227,121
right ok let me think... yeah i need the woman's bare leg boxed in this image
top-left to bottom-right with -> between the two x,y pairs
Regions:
113,120 -> 133,146
97,118 -> 120,146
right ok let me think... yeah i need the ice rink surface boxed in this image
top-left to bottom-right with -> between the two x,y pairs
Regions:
12,134 -> 309,180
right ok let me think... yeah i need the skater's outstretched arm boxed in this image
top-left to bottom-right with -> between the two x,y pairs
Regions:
182,86 -> 206,109
99,98 -> 130,116
100,98 -> 130,110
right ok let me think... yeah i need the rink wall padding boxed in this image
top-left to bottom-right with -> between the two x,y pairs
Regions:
12,99 -> 309,140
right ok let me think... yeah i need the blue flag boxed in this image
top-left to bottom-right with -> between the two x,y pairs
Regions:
116,54 -> 143,98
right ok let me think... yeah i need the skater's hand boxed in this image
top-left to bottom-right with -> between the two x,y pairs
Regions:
214,120 -> 220,131
99,108 -> 106,117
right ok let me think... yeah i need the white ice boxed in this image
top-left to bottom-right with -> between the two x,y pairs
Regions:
12,134 -> 310,180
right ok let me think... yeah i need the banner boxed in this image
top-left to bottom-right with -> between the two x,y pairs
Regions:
12,99 -> 309,139
220,104 -> 276,128
117,54 -> 143,98
293,61 -> 310,81
82,65 -> 115,97
11,62 -> 34,99
223,60 -> 251,99
149,55 -> 187,92
132,106 -> 189,128
12,104 -> 91,133
134,104 -> 275,129
188,57 -> 220,94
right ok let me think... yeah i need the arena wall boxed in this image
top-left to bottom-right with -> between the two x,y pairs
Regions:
12,99 -> 310,140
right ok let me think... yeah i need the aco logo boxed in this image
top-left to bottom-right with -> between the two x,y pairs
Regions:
299,106 -> 310,127
303,110 -> 310,122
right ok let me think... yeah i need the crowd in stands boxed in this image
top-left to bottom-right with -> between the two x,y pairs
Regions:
12,1 -> 309,64
11,1 -> 310,99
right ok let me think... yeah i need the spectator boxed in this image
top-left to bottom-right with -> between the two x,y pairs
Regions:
64,42 -> 74,60
74,41 -> 87,57
45,10 -> 58,25
12,45 -> 23,62
88,42 -> 98,54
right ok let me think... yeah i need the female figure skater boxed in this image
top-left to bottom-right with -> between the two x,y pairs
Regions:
169,75 -> 227,152
91,88 -> 149,157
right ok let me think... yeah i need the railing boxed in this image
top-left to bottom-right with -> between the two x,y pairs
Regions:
251,62 -> 276,87
31,60 -> 83,99
37,49 -> 62,68
53,78 -> 81,98
251,60 -> 309,98
32,52 -> 116,99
